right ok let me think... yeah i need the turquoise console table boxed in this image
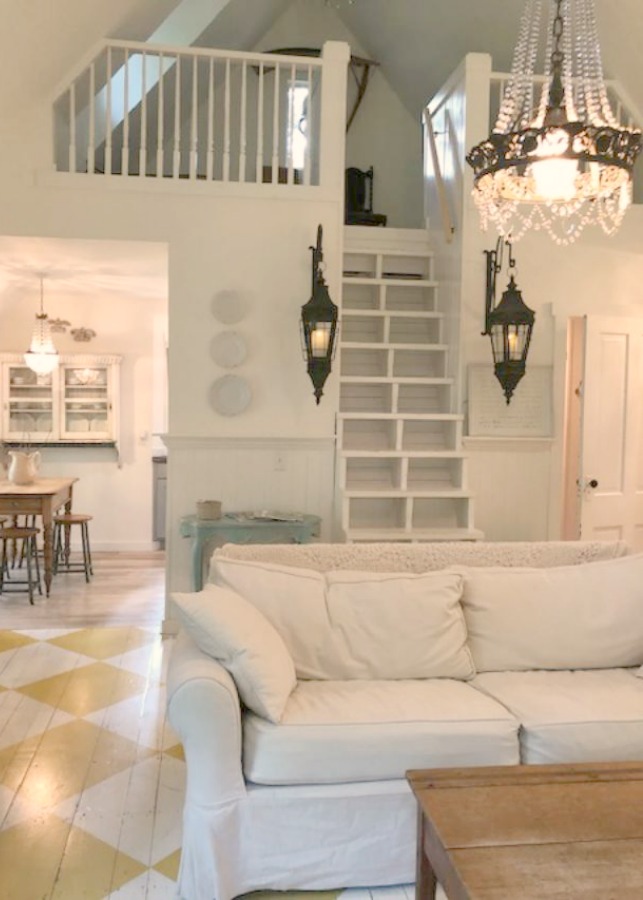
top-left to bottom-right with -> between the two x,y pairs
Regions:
180,513 -> 321,590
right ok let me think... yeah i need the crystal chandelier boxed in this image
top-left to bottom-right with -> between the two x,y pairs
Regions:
24,276 -> 59,376
467,0 -> 642,244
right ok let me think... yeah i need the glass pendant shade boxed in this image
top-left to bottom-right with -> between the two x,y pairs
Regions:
467,0 -> 642,244
24,279 -> 59,375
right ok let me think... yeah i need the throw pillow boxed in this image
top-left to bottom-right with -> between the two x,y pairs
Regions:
458,553 -> 643,673
212,558 -> 332,678
172,584 -> 297,722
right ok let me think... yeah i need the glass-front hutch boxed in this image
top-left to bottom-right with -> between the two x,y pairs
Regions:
1,354 -> 121,446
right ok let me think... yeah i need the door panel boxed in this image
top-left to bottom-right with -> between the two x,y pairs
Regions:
580,316 -> 643,550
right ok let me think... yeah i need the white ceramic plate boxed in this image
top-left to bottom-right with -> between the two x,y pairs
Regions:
68,417 -> 89,432
211,331 -> 247,368
211,290 -> 247,325
210,375 -> 252,416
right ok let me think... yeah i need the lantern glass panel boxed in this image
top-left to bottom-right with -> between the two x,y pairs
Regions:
310,322 -> 331,357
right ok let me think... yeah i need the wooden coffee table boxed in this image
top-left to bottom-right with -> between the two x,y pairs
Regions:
408,762 -> 643,899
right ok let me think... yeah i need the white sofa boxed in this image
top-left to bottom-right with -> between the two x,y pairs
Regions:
167,540 -> 643,900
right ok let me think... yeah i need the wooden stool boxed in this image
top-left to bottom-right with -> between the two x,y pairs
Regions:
0,526 -> 41,604
53,514 -> 93,582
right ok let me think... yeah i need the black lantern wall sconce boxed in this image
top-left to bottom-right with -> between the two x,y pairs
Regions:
300,224 -> 339,404
483,238 -> 535,404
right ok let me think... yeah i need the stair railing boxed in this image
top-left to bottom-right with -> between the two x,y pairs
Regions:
422,106 -> 456,244
52,40 -> 336,187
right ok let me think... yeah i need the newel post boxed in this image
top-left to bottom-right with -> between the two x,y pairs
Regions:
319,41 -> 350,194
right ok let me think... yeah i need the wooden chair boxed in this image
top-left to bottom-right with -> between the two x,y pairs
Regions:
53,513 -> 94,582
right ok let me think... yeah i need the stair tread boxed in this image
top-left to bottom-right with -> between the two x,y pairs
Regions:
343,277 -> 437,287
344,488 -> 472,498
337,412 -> 462,421
340,342 -> 447,351
340,376 -> 453,384
341,309 -> 443,319
340,450 -> 466,458
345,527 -> 484,542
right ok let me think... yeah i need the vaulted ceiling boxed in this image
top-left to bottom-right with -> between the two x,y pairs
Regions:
1,0 -> 640,295
4,0 -> 642,123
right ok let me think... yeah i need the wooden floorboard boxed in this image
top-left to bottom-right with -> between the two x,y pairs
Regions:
0,551 -> 166,630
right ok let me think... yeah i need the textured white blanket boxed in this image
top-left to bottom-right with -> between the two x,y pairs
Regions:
211,540 -> 629,574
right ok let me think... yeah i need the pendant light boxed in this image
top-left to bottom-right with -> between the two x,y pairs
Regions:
483,238 -> 535,403
24,275 -> 59,376
467,0 -> 642,244
300,225 -> 338,404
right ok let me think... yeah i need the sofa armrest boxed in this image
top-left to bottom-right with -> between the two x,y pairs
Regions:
167,630 -> 247,806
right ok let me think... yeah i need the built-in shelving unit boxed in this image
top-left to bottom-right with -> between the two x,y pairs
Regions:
337,228 -> 482,542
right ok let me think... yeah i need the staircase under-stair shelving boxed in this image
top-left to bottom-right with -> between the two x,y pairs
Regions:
337,227 -> 483,543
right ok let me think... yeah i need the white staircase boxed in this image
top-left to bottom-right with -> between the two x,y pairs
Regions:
337,227 -> 482,542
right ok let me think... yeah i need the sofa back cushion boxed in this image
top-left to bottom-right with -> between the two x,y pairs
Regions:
212,558 -> 474,680
325,570 -> 474,680
459,553 -> 643,672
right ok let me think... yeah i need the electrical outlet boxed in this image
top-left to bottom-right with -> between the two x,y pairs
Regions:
274,454 -> 286,471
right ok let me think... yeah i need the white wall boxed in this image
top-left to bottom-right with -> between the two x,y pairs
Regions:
255,0 -> 424,229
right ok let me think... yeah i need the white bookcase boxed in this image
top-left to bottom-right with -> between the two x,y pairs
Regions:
337,229 -> 482,542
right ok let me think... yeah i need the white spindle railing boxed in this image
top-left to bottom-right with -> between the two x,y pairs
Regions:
52,39 -> 326,187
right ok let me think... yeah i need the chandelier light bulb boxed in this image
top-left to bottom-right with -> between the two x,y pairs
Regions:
531,158 -> 579,201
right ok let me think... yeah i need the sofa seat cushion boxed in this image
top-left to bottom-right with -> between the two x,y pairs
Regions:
473,669 -> 643,764
243,679 -> 520,785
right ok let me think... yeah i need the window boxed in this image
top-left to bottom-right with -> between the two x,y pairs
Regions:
287,83 -> 309,171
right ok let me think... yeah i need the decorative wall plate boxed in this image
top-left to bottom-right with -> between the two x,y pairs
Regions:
210,375 -> 252,416
211,290 -> 247,325
211,331 -> 247,368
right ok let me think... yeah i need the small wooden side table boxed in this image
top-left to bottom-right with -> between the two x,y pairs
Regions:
179,512 -> 321,590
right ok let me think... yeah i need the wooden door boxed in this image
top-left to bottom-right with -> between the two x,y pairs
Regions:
576,316 -> 643,549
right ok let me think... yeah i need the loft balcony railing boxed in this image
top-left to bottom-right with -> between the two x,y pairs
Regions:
52,40 -> 347,188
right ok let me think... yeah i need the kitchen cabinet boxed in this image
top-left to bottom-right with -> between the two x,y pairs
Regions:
1,354 -> 121,446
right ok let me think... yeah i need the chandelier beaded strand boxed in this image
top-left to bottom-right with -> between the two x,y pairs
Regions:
466,0 -> 642,245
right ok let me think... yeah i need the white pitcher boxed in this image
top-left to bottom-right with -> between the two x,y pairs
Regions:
7,450 -> 41,485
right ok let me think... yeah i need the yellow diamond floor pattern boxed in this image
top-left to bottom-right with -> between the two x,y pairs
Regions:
0,627 -> 414,900
0,627 -> 183,899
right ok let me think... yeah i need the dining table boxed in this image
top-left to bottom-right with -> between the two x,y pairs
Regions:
0,477 -> 78,596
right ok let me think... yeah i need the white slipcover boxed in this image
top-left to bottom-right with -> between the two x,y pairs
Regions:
473,668 -> 643,763
243,678 -> 519,784
168,539 -> 635,900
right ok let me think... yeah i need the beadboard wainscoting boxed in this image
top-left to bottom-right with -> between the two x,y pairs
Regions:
463,438 -> 555,542
163,435 -> 337,601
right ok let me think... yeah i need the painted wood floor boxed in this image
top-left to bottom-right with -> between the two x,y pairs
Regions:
0,554 -> 424,900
